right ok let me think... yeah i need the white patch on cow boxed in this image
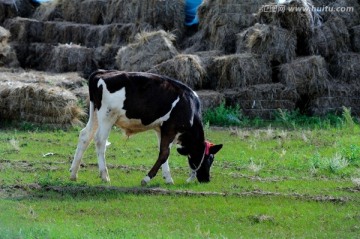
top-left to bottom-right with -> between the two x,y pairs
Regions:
192,90 -> 199,98
155,97 -> 180,126
97,80 -> 181,137
141,176 -> 151,186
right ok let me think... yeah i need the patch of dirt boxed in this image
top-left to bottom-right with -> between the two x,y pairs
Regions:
0,183 -> 353,203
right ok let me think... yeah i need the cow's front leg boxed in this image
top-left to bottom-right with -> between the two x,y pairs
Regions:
162,160 -> 174,185
155,131 -> 174,185
141,132 -> 175,186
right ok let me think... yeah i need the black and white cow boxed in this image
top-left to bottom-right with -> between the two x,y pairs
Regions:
70,70 -> 222,185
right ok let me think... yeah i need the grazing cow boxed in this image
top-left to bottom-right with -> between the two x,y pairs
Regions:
70,70 -> 222,185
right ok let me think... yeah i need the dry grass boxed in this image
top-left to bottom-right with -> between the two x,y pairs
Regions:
149,54 -> 206,89
0,26 -> 19,67
257,0 -> 321,37
309,16 -> 350,58
329,52 -> 360,85
0,81 -> 84,126
208,53 -> 272,89
237,23 -> 297,64
116,30 -> 178,72
278,55 -> 330,96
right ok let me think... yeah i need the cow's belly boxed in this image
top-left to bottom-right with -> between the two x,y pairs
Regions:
115,115 -> 160,136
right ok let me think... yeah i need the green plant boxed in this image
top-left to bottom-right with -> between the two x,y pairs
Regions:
342,107 -> 355,130
203,103 -> 243,126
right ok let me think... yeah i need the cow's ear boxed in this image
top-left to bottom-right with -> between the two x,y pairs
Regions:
209,144 -> 223,155
177,147 -> 189,156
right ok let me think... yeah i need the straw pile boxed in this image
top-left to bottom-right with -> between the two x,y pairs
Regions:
0,81 -> 83,126
324,0 -> 360,28
33,0 -> 107,24
236,23 -> 297,64
257,0 -> 321,38
309,16 -> 350,59
196,90 -> 224,111
0,0 -> 35,24
116,30 -> 178,72
310,83 -> 360,115
33,0 -> 185,34
5,17 -> 140,48
183,0 -> 269,53
208,53 -> 272,89
329,52 -> 360,85
223,83 -> 299,118
351,25 -> 360,52
149,54 -> 206,90
0,26 -> 19,67
278,55 -> 330,96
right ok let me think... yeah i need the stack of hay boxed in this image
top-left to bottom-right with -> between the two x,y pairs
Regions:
309,16 -> 350,59
223,83 -> 299,118
351,25 -> 360,52
183,0 -> 270,53
236,23 -> 297,64
0,26 -> 19,67
207,53 -> 272,89
149,54 -> 206,90
310,45 -> 360,115
278,55 -> 329,97
0,81 -> 83,126
116,30 -> 178,72
33,0 -> 185,35
4,17 -> 138,47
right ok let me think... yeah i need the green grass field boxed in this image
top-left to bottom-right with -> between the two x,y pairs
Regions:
0,122 -> 359,238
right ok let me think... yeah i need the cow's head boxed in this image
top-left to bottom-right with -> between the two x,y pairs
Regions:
177,141 -> 223,183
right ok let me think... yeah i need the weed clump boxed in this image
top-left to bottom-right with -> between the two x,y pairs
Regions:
203,103 -> 243,127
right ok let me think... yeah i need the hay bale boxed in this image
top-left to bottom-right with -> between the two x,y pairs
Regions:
0,81 -> 83,126
148,54 -> 206,90
350,25 -> 360,52
196,90 -> 225,112
208,53 -> 272,90
0,69 -> 86,90
223,83 -> 299,118
33,0 -> 185,35
278,55 -> 330,96
257,0 -> 321,37
324,0 -> 360,28
116,30 -> 178,72
49,44 -> 96,74
329,52 -> 360,85
310,83 -> 360,116
309,16 -> 350,58
5,17 -> 139,48
33,0 -> 106,25
184,0 -> 269,53
104,0 -> 185,34
0,26 -> 19,68
236,23 -> 297,64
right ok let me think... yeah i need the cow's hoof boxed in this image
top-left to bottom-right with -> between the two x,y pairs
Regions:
70,175 -> 77,181
141,176 -> 151,186
100,170 -> 110,183
165,178 -> 174,185
141,180 -> 147,186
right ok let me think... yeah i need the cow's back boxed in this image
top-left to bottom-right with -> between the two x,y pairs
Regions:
88,70 -> 201,135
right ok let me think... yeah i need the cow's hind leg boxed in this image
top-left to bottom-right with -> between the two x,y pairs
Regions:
70,103 -> 98,181
94,110 -> 116,182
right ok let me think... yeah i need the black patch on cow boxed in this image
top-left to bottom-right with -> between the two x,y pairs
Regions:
89,70 -> 199,126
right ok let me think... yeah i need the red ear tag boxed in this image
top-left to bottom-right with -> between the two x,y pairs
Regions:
205,141 -> 214,155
